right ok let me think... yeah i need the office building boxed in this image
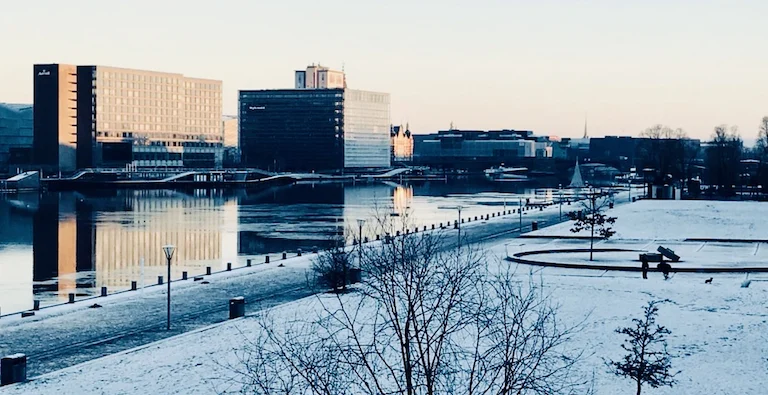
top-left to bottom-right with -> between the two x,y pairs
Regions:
295,64 -> 346,89
239,88 -> 390,172
0,103 -> 33,174
413,129 -> 538,169
33,64 -> 223,173
391,124 -> 413,162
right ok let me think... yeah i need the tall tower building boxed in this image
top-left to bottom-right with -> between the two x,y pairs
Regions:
33,64 -> 79,173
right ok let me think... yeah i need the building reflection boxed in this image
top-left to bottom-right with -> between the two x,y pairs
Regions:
22,190 -> 235,298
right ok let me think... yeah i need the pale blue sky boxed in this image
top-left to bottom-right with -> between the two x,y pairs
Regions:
2,0 -> 767,140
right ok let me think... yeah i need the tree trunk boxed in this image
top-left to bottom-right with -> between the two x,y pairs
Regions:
636,378 -> 642,395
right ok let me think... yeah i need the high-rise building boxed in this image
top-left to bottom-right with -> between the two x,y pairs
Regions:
295,64 -> 346,89
33,64 -> 223,173
0,103 -> 34,174
239,88 -> 391,172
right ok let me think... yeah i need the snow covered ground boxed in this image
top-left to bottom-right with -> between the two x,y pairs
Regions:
524,199 -> 768,241
4,236 -> 768,395
5,197 -> 768,394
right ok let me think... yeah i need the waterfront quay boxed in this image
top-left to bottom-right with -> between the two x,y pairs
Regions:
0,189 -> 614,378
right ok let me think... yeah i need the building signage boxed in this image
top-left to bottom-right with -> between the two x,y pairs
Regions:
37,69 -> 51,76
249,106 -> 266,110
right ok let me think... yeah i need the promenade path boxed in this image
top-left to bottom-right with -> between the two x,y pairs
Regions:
0,192 -> 632,378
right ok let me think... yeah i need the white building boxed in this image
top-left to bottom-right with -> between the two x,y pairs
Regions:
295,64 -> 346,89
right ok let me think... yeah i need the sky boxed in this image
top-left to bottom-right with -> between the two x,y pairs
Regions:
1,0 -> 767,141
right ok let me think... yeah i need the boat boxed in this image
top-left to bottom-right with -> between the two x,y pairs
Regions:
484,166 -> 529,181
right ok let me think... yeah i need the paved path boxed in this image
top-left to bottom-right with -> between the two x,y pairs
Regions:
0,193 -> 631,378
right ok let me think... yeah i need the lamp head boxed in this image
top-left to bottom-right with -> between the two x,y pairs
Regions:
163,244 -> 176,260
356,218 -> 366,227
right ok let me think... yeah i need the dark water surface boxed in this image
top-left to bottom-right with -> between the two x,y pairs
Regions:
0,180 -> 568,314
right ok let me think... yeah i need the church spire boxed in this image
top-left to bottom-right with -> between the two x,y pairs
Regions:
583,116 -> 588,139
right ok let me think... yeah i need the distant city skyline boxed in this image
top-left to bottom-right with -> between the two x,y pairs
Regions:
1,0 -> 767,141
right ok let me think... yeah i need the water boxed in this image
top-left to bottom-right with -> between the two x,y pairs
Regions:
0,179 -> 570,314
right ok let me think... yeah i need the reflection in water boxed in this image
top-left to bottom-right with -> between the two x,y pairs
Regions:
0,180 -> 556,314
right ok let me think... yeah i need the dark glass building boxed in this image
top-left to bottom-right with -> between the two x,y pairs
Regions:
239,89 -> 390,172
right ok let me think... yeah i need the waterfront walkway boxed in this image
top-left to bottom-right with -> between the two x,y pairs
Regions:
0,195 -> 631,378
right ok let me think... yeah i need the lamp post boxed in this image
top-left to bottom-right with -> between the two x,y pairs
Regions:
438,205 -> 465,247
356,218 -> 365,268
518,197 -> 523,231
558,184 -> 563,221
162,244 -> 175,331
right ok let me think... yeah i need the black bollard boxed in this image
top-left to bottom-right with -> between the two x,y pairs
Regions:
297,249 -> 302,257
101,287 -> 107,297
33,300 -> 40,311
182,271 -> 188,280
282,252 -> 287,260
131,281 -> 137,291
247,258 -> 252,267
432,224 -> 435,229
68,293 -> 75,304
227,262 -> 232,271
396,231 -> 400,236
364,237 -> 369,243
265,256 -> 270,263
158,276 -> 164,285
376,234 -> 380,240
206,266 -> 212,275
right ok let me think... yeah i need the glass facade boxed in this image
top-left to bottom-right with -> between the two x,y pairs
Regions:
342,89 -> 390,168
240,89 -> 345,172
239,88 -> 390,172
0,103 -> 33,173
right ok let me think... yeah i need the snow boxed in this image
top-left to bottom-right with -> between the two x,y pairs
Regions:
4,197 -> 768,394
4,238 -> 768,394
525,199 -> 768,241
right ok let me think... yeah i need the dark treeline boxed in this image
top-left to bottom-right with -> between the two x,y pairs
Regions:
632,117 -> 768,197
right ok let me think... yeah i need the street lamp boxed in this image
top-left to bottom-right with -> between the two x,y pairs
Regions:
519,197 -> 523,232
558,184 -> 563,221
356,218 -> 366,268
162,244 -> 175,331
438,205 -> 465,246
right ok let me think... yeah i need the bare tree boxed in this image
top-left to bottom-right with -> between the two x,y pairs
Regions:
567,191 -> 617,261
311,235 -> 354,292
755,117 -> 768,190
637,125 -> 699,188
705,125 -> 743,195
609,300 -> 677,395
223,223 -> 590,394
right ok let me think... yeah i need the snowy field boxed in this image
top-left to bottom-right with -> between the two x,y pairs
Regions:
506,238 -> 768,269
4,197 -> 768,394
4,237 -> 768,395
525,199 -> 768,241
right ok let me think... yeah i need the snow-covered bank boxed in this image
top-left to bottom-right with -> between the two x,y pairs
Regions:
5,236 -> 768,395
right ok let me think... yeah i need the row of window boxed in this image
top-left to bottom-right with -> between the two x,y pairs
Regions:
99,71 -> 220,90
